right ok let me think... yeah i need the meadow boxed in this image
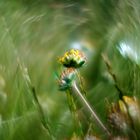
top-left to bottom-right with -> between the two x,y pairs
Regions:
0,0 -> 140,140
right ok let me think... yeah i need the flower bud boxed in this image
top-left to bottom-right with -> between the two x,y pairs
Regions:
58,68 -> 76,91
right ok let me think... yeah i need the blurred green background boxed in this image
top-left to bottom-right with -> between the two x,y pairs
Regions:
0,0 -> 140,139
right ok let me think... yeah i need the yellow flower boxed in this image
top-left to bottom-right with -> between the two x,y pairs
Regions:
59,49 -> 86,68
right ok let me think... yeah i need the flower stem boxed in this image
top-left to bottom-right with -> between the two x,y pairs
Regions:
72,81 -> 111,136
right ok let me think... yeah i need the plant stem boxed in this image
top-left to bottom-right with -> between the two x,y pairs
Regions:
102,54 -> 123,99
66,90 -> 83,136
72,81 -> 111,136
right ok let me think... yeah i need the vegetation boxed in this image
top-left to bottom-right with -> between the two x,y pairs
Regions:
0,0 -> 140,139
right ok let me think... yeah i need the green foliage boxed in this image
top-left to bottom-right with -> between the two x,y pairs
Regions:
0,0 -> 140,139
